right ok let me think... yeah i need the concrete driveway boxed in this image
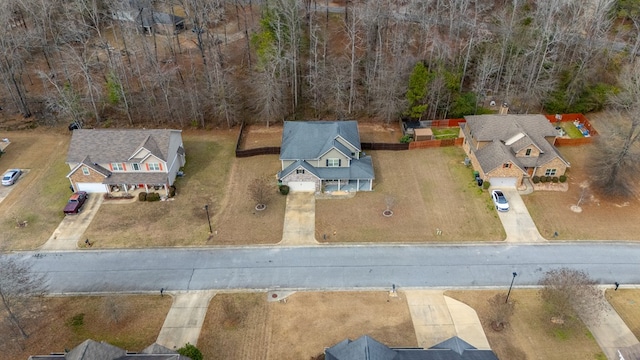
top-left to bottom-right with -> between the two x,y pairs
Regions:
494,188 -> 545,243
40,194 -> 104,250
279,191 -> 317,245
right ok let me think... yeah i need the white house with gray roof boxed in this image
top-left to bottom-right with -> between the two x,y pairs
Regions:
461,114 -> 570,188
278,121 -> 374,192
66,129 -> 185,195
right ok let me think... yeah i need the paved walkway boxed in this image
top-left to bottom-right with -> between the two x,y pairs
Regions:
584,289 -> 640,360
279,191 -> 317,245
404,290 -> 490,350
156,290 -> 217,349
40,195 -> 104,250
496,188 -> 546,243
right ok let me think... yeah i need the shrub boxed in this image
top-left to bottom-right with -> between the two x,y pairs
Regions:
552,177 -> 559,183
482,180 -> 491,190
532,176 -> 540,184
559,175 -> 567,183
279,185 -> 290,195
540,176 -> 547,183
177,343 -> 203,360
138,192 -> 147,201
147,192 -> 161,201
546,176 -> 552,182
169,185 -> 176,198
400,134 -> 413,143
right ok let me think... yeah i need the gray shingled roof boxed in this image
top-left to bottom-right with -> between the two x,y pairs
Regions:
28,340 -> 190,360
325,336 -> 499,360
67,129 -> 181,164
280,121 -> 361,160
463,115 -> 569,174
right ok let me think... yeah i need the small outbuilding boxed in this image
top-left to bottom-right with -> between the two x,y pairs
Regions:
414,127 -> 433,141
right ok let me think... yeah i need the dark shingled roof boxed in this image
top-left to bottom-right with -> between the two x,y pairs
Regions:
28,340 -> 190,360
325,336 -> 499,360
66,129 -> 181,164
280,121 -> 361,160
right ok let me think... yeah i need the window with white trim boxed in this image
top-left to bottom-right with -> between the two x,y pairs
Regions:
132,163 -> 141,171
545,168 -> 557,176
525,148 -> 532,156
148,163 -> 160,171
82,167 -> 90,175
111,163 -> 124,171
326,158 -> 340,167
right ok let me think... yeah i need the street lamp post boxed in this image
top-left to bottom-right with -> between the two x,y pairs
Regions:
204,204 -> 212,233
505,272 -> 517,303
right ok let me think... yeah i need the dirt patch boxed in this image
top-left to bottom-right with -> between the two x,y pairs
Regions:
1,295 -> 171,359
606,289 -> 640,341
316,147 -> 505,242
199,291 -> 415,360
446,290 -> 604,360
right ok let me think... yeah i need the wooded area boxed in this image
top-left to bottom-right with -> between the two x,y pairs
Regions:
0,0 -> 638,129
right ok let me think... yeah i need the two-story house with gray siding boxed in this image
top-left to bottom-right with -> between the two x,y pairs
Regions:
278,121 -> 374,193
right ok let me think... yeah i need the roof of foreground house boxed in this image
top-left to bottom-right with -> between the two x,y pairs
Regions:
280,121 -> 361,160
66,129 -> 182,164
28,340 -> 190,360
325,335 -> 499,360
463,114 -> 569,173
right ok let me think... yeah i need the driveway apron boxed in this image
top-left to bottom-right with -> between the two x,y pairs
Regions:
40,194 -> 104,250
496,188 -> 546,242
156,290 -> 216,349
404,290 -> 490,350
280,191 -> 317,245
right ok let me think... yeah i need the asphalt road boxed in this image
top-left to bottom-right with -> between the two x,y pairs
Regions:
10,243 -> 640,294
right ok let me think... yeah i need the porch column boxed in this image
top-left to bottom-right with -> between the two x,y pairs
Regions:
123,184 -> 129,194
337,179 -> 341,190
357,179 -> 360,190
144,184 -> 149,193
164,184 -> 169,196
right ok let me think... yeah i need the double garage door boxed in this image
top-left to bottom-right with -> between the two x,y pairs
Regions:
488,177 -> 518,188
76,182 -> 108,193
287,181 -> 316,192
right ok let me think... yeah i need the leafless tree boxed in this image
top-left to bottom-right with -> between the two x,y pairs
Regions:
488,293 -> 515,331
248,176 -> 272,207
0,256 -> 47,339
538,268 -> 603,325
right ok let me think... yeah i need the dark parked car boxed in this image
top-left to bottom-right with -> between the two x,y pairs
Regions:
64,191 -> 88,214
2,169 -> 22,186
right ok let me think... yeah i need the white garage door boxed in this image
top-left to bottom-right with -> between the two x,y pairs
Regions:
76,182 -> 108,193
288,181 -> 316,192
489,177 -> 517,188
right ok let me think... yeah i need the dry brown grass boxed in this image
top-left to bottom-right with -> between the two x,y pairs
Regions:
446,290 -> 605,360
0,129 -> 72,250
523,114 -> 640,240
606,289 -> 640,341
316,147 -> 505,242
1,295 -> 171,359
199,291 -> 415,360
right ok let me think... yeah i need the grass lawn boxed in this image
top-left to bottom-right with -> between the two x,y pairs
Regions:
198,291 -> 415,360
0,130 -> 72,250
316,147 -> 505,242
559,122 -> 584,138
446,290 -> 605,360
432,127 -> 460,139
606,289 -> 640,341
523,114 -> 640,240
1,295 -> 171,359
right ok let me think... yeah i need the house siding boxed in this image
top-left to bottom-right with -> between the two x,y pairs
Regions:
319,149 -> 349,167
533,157 -> 568,177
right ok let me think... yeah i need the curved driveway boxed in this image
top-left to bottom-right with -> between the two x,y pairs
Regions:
16,243 -> 640,293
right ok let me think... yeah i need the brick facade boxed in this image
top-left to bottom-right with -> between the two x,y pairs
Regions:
68,166 -> 106,190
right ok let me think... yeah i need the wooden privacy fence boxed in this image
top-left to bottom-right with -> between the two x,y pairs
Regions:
361,142 -> 409,151
409,138 -> 463,149
544,113 -> 598,146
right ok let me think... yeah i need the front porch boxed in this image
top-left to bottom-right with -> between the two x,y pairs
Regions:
107,183 -> 171,197
323,179 -> 372,192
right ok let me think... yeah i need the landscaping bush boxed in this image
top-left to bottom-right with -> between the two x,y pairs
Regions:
540,176 -> 547,183
552,177 -> 559,183
400,134 -> 413,143
138,192 -> 147,201
482,180 -> 491,190
177,343 -> 203,360
147,192 -> 161,201
169,185 -> 176,198
279,185 -> 290,195
532,176 -> 540,184
559,175 -> 567,183
546,176 -> 552,182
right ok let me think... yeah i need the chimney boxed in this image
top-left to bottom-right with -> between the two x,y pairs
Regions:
499,103 -> 509,115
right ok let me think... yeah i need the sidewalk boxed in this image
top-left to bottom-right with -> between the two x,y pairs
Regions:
156,290 -> 217,350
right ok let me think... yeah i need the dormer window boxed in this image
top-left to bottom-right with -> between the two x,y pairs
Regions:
503,163 -> 511,168
296,169 -> 305,174
82,167 -> 90,175
525,149 -> 532,156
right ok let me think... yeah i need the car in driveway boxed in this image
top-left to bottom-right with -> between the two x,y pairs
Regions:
2,169 -> 22,186
491,189 -> 509,212
64,191 -> 88,214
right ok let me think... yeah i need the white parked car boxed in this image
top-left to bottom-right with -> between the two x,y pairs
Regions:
491,189 -> 509,212
2,169 -> 22,186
